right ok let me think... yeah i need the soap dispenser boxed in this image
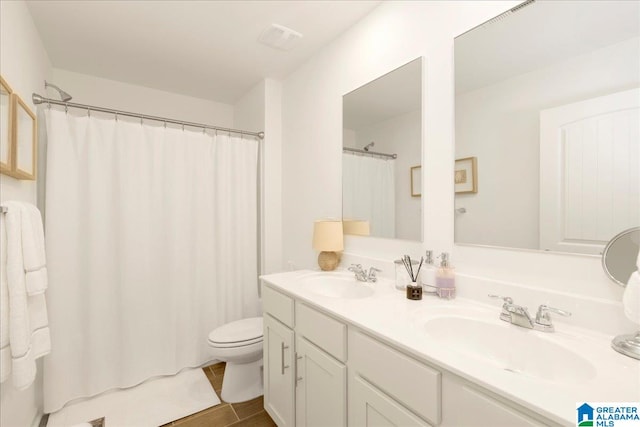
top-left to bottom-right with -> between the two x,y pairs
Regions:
420,250 -> 436,290
435,252 -> 456,299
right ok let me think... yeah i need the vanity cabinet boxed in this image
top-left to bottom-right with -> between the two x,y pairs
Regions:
262,280 -> 559,427
263,285 -> 347,427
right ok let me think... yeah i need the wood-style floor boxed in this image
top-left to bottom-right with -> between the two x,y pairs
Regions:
161,362 -> 276,427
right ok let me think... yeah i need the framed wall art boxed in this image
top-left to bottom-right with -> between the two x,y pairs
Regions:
455,157 -> 477,194
411,165 -> 421,197
0,76 -> 12,175
11,93 -> 37,180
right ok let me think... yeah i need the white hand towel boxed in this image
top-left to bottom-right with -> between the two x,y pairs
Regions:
26,268 -> 48,296
3,202 -> 51,390
0,212 -> 11,383
623,271 -> 640,325
20,203 -> 47,273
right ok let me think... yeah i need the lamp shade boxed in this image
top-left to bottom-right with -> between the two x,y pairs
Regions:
312,220 -> 344,251
342,219 -> 370,236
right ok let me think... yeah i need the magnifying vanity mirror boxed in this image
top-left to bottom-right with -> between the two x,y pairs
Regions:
602,227 -> 640,287
342,58 -> 422,241
602,227 -> 640,359
454,0 -> 639,256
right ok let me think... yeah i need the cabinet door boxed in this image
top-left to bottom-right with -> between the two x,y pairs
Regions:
264,314 -> 295,427
295,337 -> 346,427
349,374 -> 430,427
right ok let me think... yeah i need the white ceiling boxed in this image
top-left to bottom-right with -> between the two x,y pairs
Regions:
455,0 -> 640,94
343,57 -> 422,130
26,0 -> 381,104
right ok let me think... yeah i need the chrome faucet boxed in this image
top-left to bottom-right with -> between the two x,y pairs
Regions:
534,305 -> 572,332
488,295 -> 570,332
348,264 -> 382,283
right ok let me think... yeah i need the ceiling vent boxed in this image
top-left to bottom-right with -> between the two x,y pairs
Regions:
258,23 -> 303,51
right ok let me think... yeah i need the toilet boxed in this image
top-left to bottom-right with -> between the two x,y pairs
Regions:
207,317 -> 264,403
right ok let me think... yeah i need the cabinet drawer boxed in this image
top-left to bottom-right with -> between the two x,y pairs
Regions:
442,375 -> 550,427
262,284 -> 294,328
349,329 -> 441,425
296,302 -> 347,362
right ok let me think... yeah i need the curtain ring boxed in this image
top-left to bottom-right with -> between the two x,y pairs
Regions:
115,112 -> 118,122
65,104 -> 68,114
87,107 -> 91,117
47,100 -> 51,109
140,116 -> 143,126
202,127 -> 206,134
182,124 -> 185,131
164,121 -> 167,128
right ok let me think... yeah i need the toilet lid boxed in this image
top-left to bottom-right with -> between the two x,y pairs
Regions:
208,317 -> 263,346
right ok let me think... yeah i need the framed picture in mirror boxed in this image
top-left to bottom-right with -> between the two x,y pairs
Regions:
12,94 -> 37,180
455,157 -> 477,194
0,76 -> 12,175
411,165 -> 421,197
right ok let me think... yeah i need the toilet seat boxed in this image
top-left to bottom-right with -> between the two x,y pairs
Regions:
208,317 -> 263,348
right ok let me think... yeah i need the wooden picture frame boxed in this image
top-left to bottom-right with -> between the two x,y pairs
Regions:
410,165 -> 421,197
11,93 -> 37,180
0,76 -> 13,175
455,157 -> 477,194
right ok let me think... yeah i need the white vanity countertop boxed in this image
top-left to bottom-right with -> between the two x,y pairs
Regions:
261,269 -> 640,427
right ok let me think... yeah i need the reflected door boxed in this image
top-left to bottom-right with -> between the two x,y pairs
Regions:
540,88 -> 640,253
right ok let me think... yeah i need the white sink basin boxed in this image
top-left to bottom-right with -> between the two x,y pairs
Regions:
300,273 -> 375,299
422,316 -> 596,383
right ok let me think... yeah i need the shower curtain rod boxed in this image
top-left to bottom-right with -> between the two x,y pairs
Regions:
343,147 -> 397,159
32,93 -> 265,139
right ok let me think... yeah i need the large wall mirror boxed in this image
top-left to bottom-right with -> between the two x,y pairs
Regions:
342,58 -> 422,241
454,0 -> 639,256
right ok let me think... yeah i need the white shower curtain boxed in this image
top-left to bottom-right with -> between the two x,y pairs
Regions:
342,153 -> 395,238
42,109 -> 259,413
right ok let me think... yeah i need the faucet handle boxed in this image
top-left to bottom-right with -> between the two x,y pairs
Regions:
489,295 -> 514,322
488,294 -> 513,304
367,267 -> 382,282
535,305 -> 571,328
348,264 -> 363,272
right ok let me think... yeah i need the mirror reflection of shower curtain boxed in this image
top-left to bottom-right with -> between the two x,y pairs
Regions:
343,153 -> 395,238
42,109 -> 259,413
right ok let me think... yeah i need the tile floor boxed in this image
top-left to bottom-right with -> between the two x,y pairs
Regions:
161,362 -> 276,427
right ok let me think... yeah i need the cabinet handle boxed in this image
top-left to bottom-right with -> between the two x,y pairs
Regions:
281,342 -> 290,375
296,354 -> 303,383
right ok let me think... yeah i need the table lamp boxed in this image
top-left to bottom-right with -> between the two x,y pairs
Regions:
312,220 -> 344,271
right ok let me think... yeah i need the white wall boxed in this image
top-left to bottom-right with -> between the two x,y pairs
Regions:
234,79 -> 284,275
0,1 -> 51,425
51,69 -> 234,126
353,109 -> 421,241
455,37 -> 640,249
263,80 -> 283,274
281,0 -> 631,333
234,81 -> 265,132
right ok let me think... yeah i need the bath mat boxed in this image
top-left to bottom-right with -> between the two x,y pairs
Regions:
47,368 -> 221,427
